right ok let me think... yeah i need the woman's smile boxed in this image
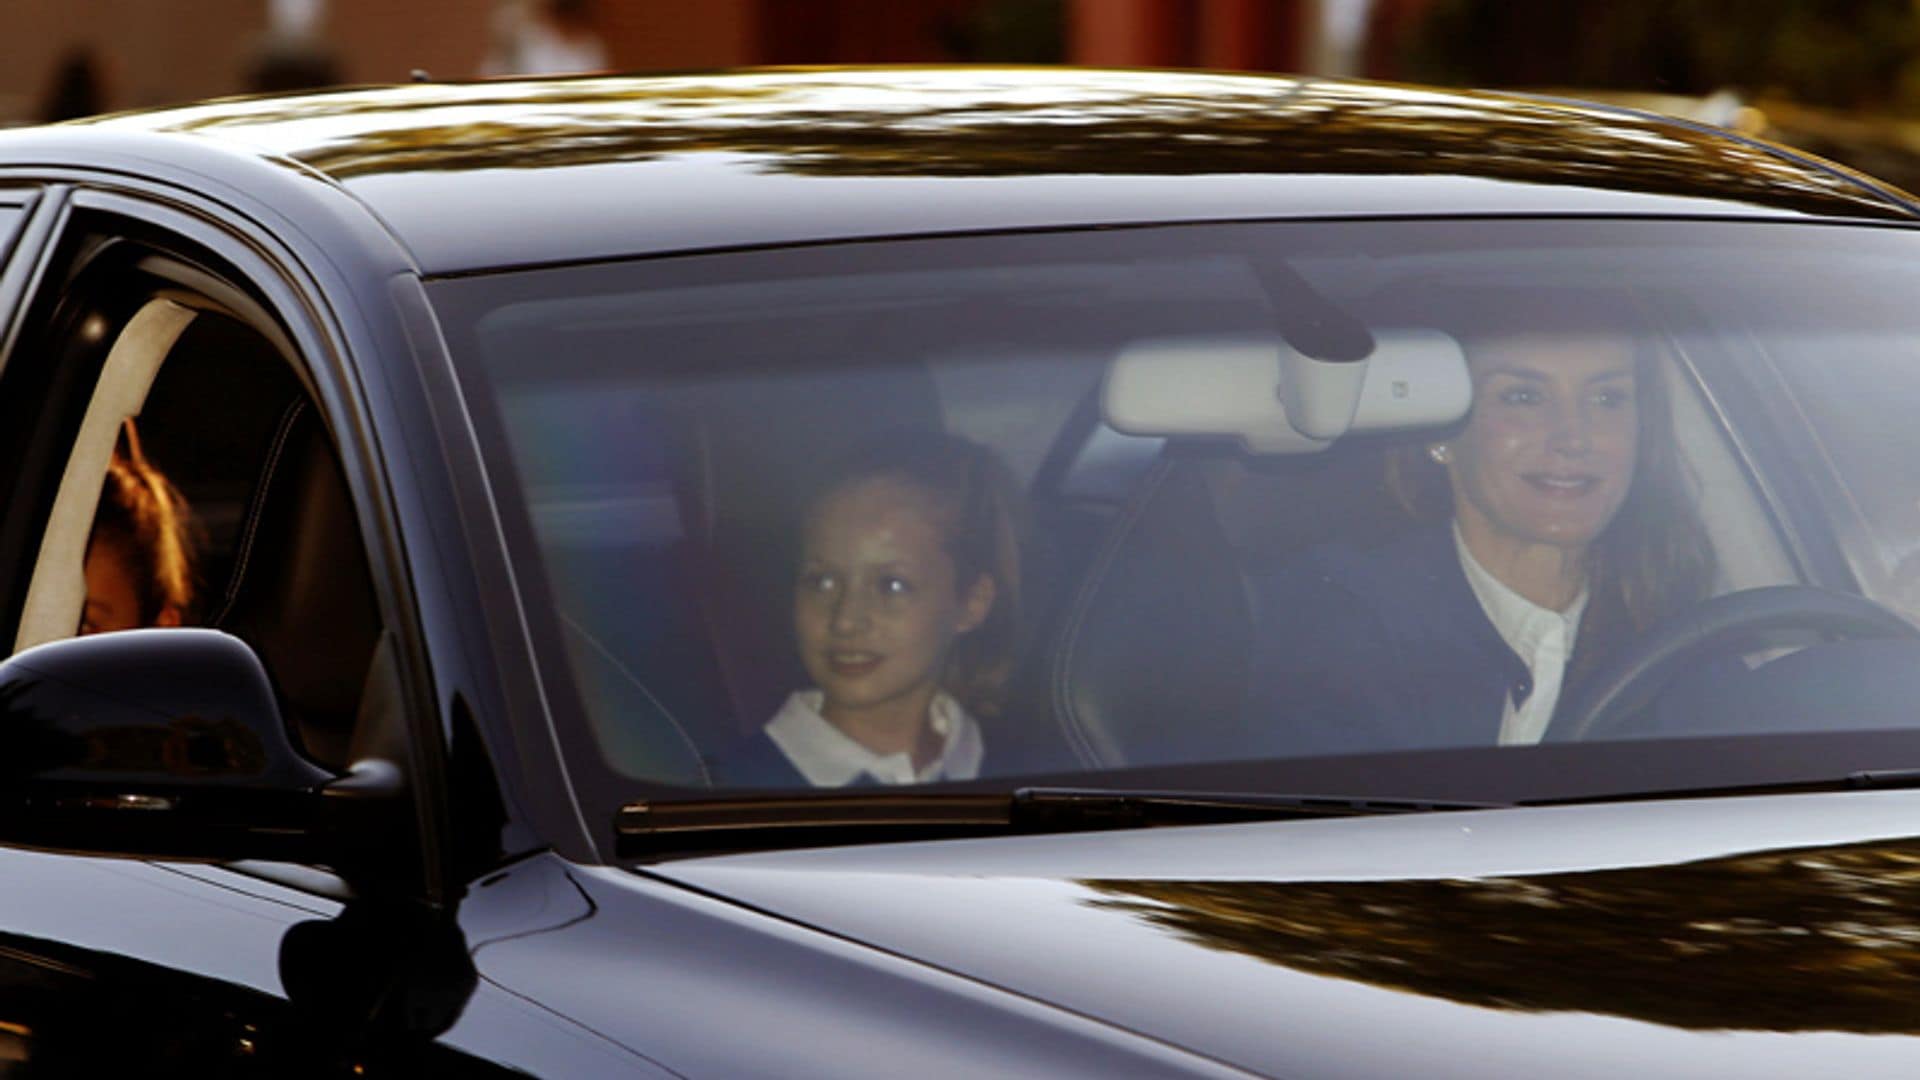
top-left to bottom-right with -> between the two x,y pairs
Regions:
1521,471 -> 1603,498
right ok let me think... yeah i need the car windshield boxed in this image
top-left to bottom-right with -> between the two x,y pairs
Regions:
427,218 -> 1920,821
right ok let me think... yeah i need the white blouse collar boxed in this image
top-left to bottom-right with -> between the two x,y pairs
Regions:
1453,522 -> 1589,653
765,689 -> 984,787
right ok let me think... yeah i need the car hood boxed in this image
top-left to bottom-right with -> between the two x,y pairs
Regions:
648,788 -> 1920,1078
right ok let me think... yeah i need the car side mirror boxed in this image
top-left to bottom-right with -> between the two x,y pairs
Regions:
0,628 -> 338,862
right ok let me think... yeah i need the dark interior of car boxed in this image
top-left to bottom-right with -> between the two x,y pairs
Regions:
67,238 -> 1920,798
130,309 -> 390,772
510,329 -> 1447,784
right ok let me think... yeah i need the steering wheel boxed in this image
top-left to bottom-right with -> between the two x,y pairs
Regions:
1550,585 -> 1920,742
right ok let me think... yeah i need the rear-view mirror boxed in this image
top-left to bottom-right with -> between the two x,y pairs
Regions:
1102,330 -> 1472,452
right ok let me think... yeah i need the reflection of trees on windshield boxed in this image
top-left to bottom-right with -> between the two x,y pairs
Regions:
99,72 -> 1905,219
1085,837 -> 1920,1034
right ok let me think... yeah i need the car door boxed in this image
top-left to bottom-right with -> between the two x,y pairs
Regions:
0,186 -> 559,1077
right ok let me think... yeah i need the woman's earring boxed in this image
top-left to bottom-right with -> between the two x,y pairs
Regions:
1428,443 -> 1452,465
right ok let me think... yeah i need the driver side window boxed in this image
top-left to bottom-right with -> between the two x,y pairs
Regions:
4,242 -> 388,773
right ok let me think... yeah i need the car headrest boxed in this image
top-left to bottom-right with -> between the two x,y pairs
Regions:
210,398 -> 381,768
1048,440 -> 1424,768
1047,455 -> 1254,768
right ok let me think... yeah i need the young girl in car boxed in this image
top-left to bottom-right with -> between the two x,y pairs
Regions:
720,430 -> 1023,787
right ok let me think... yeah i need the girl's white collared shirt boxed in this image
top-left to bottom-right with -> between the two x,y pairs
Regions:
764,689 -> 985,786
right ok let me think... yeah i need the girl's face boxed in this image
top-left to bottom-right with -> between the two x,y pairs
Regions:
80,533 -> 182,635
1449,333 -> 1639,555
81,535 -> 142,635
794,476 -> 995,724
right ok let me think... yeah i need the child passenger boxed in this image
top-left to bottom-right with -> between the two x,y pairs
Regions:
722,430 -> 1023,787
80,419 -> 202,635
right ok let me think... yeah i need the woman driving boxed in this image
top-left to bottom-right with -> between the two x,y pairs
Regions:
1241,289 -> 1716,753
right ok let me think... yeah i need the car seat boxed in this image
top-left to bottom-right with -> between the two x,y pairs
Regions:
1044,437 -> 1424,769
207,398 -> 383,770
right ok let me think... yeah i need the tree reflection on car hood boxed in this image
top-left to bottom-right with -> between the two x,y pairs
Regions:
655,790 -> 1920,1076
1084,837 -> 1920,1034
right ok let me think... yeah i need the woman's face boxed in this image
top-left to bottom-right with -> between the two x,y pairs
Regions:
1448,332 -> 1639,555
793,476 -> 994,723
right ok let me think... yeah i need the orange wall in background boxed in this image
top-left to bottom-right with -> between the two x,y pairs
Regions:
1,0 -> 1333,125
324,0 -> 492,85
754,0 -> 981,65
325,0 -> 756,85
1070,0 -> 1302,71
1071,0 -> 1188,67
2,0 -> 263,121
598,0 -> 754,72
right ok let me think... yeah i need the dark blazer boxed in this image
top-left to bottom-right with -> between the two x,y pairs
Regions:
711,730 -> 818,788
712,728 -> 1015,788
1241,524 -> 1569,756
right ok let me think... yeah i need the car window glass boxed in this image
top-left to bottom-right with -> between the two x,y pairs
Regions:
137,314 -> 384,771
16,296 -> 196,651
1747,312 -> 1920,610
19,303 -> 308,649
0,202 -> 27,264
9,254 -> 386,772
434,219 -> 1920,805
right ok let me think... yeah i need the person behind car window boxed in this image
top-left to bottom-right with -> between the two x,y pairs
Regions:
80,419 -> 202,635
718,430 -> 1024,787
1242,289 -> 1715,753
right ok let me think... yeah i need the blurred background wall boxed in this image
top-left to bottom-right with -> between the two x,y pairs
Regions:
1,0 -> 1418,122
9,0 -> 1920,184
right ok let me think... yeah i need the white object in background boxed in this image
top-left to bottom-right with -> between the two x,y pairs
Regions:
268,0 -> 326,39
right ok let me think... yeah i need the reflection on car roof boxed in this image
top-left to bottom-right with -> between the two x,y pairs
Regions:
64,67 -> 1920,273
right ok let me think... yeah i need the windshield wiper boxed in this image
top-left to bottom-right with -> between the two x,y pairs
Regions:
615,786 -> 1504,859
1526,767 -> 1920,809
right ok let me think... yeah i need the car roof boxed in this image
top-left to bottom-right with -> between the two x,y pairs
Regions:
66,67 -> 1920,275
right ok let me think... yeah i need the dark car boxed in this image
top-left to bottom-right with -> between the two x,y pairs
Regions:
5,67 -> 1920,1076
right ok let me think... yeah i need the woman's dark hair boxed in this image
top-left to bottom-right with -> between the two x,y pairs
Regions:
89,419 -> 202,625
802,429 -> 1025,717
1383,287 -> 1716,671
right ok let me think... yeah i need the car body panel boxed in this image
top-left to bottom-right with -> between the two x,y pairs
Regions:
651,789 -> 1920,1078
470,853 -> 1254,1077
0,848 -> 548,1074
59,68 -> 1919,275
